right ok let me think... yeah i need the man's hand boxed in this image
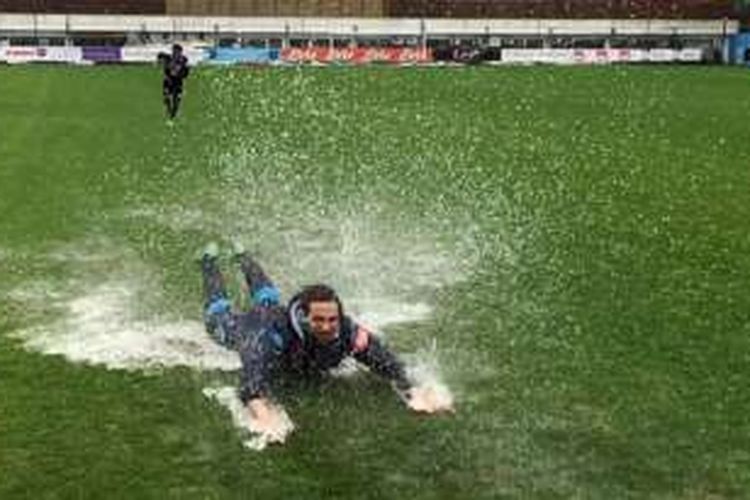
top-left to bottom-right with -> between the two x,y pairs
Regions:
352,325 -> 371,353
404,385 -> 455,414
248,397 -> 273,421
247,398 -> 294,443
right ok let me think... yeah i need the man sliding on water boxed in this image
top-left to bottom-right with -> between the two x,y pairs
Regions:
199,243 -> 451,442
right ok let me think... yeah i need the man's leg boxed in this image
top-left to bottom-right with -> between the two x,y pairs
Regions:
170,90 -> 182,119
162,80 -> 173,118
201,245 -> 241,348
236,253 -> 281,308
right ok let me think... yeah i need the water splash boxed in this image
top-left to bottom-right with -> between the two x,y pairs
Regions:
7,225 -> 460,370
402,339 -> 456,412
202,386 -> 295,451
11,280 -> 240,372
126,200 -> 474,341
6,234 -> 458,448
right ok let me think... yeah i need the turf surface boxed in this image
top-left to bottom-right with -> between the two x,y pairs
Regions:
1,64 -> 749,499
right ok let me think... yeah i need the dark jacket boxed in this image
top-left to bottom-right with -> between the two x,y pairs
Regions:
237,297 -> 411,403
162,53 -> 190,86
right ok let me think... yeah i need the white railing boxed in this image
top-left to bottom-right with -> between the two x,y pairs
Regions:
0,14 -> 739,37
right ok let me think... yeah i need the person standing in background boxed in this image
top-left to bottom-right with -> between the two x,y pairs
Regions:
158,44 -> 190,121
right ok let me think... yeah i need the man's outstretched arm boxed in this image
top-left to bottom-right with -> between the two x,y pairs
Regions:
349,324 -> 411,392
350,322 -> 454,414
238,329 -> 293,440
238,329 -> 285,404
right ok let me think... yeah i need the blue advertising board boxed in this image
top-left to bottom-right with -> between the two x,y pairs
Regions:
208,47 -> 280,64
728,33 -> 750,65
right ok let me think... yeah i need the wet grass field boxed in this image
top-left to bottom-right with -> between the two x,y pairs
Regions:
1,65 -> 749,499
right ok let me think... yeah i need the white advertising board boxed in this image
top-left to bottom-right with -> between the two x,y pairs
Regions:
502,48 -> 704,65
121,46 -> 208,63
3,46 -> 83,64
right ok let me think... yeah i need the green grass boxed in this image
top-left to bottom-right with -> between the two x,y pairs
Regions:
1,64 -> 749,499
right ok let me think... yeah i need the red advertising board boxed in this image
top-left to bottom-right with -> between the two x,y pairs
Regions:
281,47 -> 432,64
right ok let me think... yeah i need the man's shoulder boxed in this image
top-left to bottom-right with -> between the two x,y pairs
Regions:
267,306 -> 297,342
341,314 -> 359,333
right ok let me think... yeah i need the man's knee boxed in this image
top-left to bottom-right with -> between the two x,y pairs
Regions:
204,298 -> 236,347
251,285 -> 281,308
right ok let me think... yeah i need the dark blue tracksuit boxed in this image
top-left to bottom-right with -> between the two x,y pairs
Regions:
200,254 -> 411,403
161,53 -> 189,118
162,53 -> 189,95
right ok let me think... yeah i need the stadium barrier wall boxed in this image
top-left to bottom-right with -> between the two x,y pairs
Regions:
0,45 -> 713,65
500,48 -> 705,65
0,44 -> 208,63
120,45 -> 208,62
2,45 -> 84,64
81,46 -> 122,63
0,45 -> 431,64
208,47 -> 279,64
280,47 -> 432,63
195,46 -> 431,64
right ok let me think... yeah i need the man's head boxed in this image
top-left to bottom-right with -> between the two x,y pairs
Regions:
298,284 -> 342,344
172,43 -> 183,56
